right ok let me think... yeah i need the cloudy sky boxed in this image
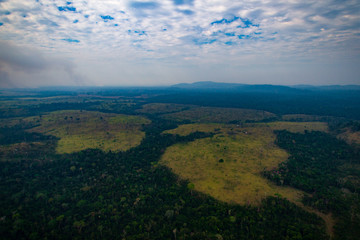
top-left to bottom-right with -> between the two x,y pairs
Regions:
0,0 -> 359,87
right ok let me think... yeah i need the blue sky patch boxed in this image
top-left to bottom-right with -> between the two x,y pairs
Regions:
173,0 -> 194,5
73,19 -> 79,23
130,2 -> 160,9
58,6 -> 76,12
101,15 -> 114,21
238,34 -> 251,39
194,38 -> 216,45
62,38 -> 80,43
237,18 -> 259,28
0,10 -> 11,16
211,16 -> 239,25
38,19 -> 59,27
134,30 -> 146,36
211,16 -> 259,29
128,30 -> 147,36
0,22 -> 3,26
177,9 -> 194,15
225,32 -> 235,37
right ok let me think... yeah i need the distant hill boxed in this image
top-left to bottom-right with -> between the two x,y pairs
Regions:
171,81 -> 360,93
171,81 -> 306,94
149,82 -> 360,120
292,85 -> 360,91
172,81 -> 244,89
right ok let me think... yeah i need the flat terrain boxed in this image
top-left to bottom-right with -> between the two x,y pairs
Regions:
136,103 -> 193,114
265,121 -> 328,133
162,123 -> 305,205
19,110 -> 150,154
162,121 -> 329,205
1,88 -> 358,239
162,107 -> 276,123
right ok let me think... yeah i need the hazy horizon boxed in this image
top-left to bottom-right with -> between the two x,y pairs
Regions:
1,0 -> 359,88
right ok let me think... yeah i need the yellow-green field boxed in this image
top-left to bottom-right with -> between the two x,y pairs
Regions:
161,123 -> 305,205
137,103 -> 193,114
19,110 -> 150,154
265,121 -> 328,133
162,107 -> 276,123
164,123 -> 224,136
164,121 -> 328,136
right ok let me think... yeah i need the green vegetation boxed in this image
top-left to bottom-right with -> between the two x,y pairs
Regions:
22,110 -> 150,154
0,88 -> 359,240
333,121 -> 360,146
266,121 -> 329,133
0,117 -> 328,240
264,130 -> 360,239
337,130 -> 360,146
136,103 -> 193,114
161,123 -> 304,205
0,110 -> 150,154
281,114 -> 328,122
162,107 -> 276,123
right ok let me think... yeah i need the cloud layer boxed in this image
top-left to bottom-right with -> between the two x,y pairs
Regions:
0,0 -> 359,87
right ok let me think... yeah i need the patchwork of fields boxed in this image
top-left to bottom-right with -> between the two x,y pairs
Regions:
1,96 -> 358,239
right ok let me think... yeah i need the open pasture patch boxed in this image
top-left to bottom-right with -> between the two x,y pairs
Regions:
137,103 -> 193,114
23,110 -> 150,154
162,107 -> 276,123
161,123 -> 304,205
265,121 -> 328,133
337,129 -> 360,146
164,123 -> 225,136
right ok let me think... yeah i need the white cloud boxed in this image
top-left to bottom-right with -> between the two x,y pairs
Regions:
0,0 -> 359,87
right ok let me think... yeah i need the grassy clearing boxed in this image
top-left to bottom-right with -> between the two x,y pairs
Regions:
162,107 -> 276,123
161,123 -> 304,205
337,129 -> 360,145
22,110 -> 150,154
136,103 -> 193,114
164,123 -> 224,136
265,121 -> 328,133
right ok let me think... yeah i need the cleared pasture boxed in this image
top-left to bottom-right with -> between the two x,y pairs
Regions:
161,123 -> 304,205
265,121 -> 328,133
23,110 -> 150,154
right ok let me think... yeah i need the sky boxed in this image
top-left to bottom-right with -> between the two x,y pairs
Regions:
0,0 -> 359,88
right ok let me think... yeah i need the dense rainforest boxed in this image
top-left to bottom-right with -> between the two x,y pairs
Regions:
0,85 -> 359,239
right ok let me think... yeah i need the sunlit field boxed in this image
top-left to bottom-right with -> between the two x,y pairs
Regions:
20,110 -> 150,153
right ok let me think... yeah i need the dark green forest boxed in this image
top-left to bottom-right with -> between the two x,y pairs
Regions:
0,86 -> 359,239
